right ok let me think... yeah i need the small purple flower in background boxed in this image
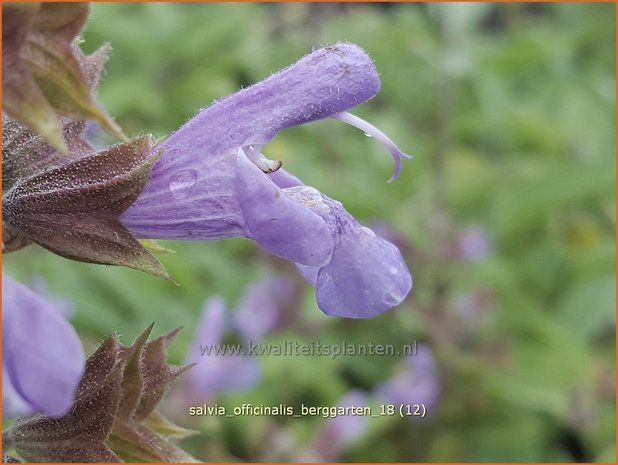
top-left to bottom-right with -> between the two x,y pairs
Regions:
309,390 -> 368,461
233,273 -> 299,342
457,225 -> 492,262
450,288 -> 494,343
170,274 -> 300,414
120,43 -> 412,319
376,344 -> 440,419
176,296 -> 260,405
452,288 -> 493,322
2,276 -> 85,418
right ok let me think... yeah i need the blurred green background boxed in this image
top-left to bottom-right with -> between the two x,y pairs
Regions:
4,2 -> 615,462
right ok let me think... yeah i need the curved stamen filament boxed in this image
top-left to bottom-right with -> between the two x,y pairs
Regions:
242,145 -> 282,173
330,112 -> 412,183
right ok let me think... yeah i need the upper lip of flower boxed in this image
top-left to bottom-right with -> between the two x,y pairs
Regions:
152,42 -> 410,182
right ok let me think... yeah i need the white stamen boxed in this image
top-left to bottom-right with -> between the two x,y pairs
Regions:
242,145 -> 282,173
330,111 -> 412,183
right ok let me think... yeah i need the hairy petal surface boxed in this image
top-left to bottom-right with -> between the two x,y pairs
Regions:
161,42 -> 380,156
121,149 -> 245,241
120,43 -> 411,316
120,43 -> 379,263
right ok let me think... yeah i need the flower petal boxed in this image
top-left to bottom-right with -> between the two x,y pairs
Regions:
2,366 -> 31,418
120,43 -> 411,312
2,276 -> 85,417
311,390 -> 368,460
122,150 -> 246,240
233,273 -> 297,342
285,187 -> 412,318
295,263 -> 320,286
185,297 -> 260,397
268,168 -> 303,189
187,296 -> 227,354
315,226 -> 412,318
328,390 -> 368,444
235,153 -> 334,266
161,43 -> 380,158
123,43 -> 379,243
377,344 -> 440,416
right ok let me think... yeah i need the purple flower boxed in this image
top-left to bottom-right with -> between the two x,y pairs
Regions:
376,344 -> 440,418
233,273 -> 299,343
452,288 -> 493,321
311,390 -> 368,460
120,43 -> 412,319
325,390 -> 368,444
289,186 -> 411,317
181,296 -> 260,403
2,276 -> 85,418
457,225 -> 492,262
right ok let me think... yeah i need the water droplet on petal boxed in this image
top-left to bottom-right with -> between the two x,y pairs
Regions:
169,169 -> 198,199
361,226 -> 377,238
383,293 -> 402,306
389,266 -> 399,276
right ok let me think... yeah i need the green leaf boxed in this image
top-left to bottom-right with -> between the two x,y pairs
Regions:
493,162 -> 615,245
595,443 -> 616,463
1,224 -> 32,253
139,239 -> 177,254
3,135 -> 173,281
109,423 -> 199,463
117,324 -> 154,423
108,326 -> 196,462
558,275 -> 616,343
142,411 -> 197,440
8,335 -> 124,462
2,113 -> 81,194
6,326 -> 196,463
2,3 -> 124,153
